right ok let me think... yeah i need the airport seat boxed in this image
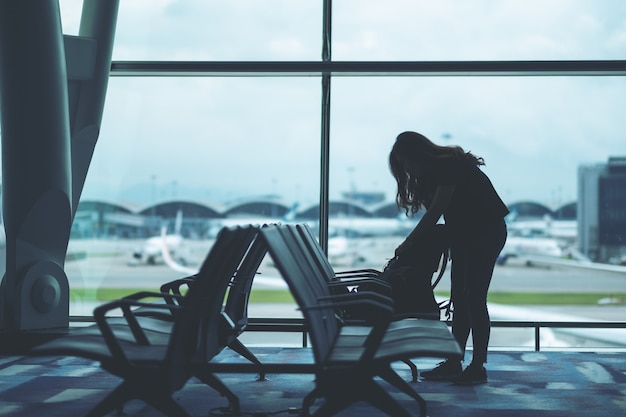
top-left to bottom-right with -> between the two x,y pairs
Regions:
295,223 -> 447,381
259,224 -> 462,417
298,222 -> 446,321
66,227 -> 270,382
30,225 -> 259,417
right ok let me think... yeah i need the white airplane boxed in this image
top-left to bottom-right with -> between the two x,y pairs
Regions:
324,215 -> 418,238
506,213 -> 577,241
497,212 -> 584,265
497,235 -> 572,265
299,215 -> 419,265
516,254 -> 626,274
501,213 -> 626,273
488,302 -> 626,347
158,225 -> 288,289
128,209 -> 192,267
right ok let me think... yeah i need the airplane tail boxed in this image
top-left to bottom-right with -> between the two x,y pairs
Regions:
174,208 -> 183,235
282,202 -> 299,222
159,226 -> 197,275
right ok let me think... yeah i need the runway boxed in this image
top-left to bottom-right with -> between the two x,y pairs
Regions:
65,236 -> 626,293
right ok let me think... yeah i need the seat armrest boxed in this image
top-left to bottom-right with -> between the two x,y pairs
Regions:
160,276 -> 196,299
94,297 -> 182,359
122,290 -> 184,306
328,277 -> 392,296
334,268 -> 381,276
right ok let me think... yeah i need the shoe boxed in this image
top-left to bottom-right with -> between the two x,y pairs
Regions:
420,360 -> 462,381
451,364 -> 488,385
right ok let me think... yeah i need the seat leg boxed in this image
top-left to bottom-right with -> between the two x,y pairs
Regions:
228,338 -> 266,380
143,394 -> 191,417
378,364 -> 427,416
401,358 -> 418,382
310,376 -> 417,417
309,371 -> 418,417
301,387 -> 319,416
363,379 -> 417,417
195,367 -> 241,414
85,382 -> 133,417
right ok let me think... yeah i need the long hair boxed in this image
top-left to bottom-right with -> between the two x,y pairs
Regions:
389,131 -> 485,215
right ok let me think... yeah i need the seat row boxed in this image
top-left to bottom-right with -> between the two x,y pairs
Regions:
31,223 -> 462,417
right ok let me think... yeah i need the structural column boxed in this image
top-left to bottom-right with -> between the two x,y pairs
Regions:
0,1 -> 72,330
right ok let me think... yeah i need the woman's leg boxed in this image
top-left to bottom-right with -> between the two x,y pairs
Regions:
465,219 -> 507,365
450,246 -> 470,358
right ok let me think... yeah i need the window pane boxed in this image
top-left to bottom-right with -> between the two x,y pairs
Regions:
329,76 -> 626,340
61,0 -> 322,61
113,1 -> 322,61
330,76 -> 625,209
334,0 -> 626,60
67,77 -> 320,315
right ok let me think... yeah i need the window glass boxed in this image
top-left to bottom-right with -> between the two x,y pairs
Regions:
67,77 -> 320,315
334,0 -> 626,60
329,76 -> 626,341
60,0 -> 323,61
330,76 -> 625,208
40,0 -> 626,345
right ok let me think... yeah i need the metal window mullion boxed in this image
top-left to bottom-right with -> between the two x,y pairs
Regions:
318,0 -> 332,255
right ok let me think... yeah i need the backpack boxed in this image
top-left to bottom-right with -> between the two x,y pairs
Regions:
347,224 -> 450,321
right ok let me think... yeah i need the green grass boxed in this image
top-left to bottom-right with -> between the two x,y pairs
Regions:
436,291 -> 626,305
71,288 -> 296,304
73,288 -> 624,306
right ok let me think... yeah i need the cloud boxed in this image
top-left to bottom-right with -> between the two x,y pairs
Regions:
52,0 -> 626,207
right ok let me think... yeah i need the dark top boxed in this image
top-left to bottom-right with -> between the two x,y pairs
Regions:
422,157 -> 509,240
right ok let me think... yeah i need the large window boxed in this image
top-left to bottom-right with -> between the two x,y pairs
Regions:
54,1 -> 626,349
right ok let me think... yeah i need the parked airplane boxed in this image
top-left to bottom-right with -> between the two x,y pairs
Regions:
128,209 -> 192,267
496,212 -> 584,265
505,213 -> 577,241
158,225 -> 288,289
497,235 -> 572,265
324,215 -> 418,238
489,302 -> 626,347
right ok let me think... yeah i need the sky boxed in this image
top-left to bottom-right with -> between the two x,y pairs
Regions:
29,1 -> 626,209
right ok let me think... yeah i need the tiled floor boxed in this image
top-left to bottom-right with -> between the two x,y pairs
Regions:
0,348 -> 625,416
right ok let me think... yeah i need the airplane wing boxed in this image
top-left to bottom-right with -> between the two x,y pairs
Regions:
489,302 -> 626,347
522,255 -> 626,274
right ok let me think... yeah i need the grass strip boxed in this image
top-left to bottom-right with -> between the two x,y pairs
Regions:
436,291 -> 625,305
75,288 -> 624,306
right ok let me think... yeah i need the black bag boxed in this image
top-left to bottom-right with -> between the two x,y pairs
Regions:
354,224 -> 450,320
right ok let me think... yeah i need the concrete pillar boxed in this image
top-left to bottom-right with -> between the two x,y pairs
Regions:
0,0 -> 72,330
0,0 -> 119,331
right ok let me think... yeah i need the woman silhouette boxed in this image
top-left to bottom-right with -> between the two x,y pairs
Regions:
389,131 -> 508,385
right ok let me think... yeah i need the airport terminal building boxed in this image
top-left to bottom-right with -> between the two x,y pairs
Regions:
578,157 -> 626,263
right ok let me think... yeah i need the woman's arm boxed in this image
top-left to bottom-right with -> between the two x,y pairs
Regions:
395,184 -> 455,256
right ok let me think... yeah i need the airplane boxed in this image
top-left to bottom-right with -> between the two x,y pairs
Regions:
298,213 -> 421,266
158,225 -> 288,289
128,208 -> 192,267
324,215 -> 418,238
497,235 -> 573,265
488,302 -> 626,347
505,213 -> 577,241
497,212 -> 583,266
